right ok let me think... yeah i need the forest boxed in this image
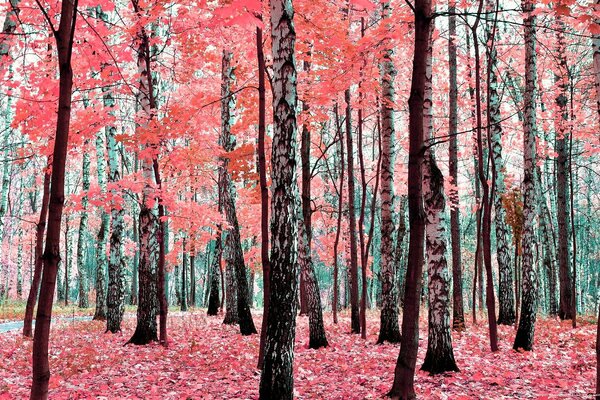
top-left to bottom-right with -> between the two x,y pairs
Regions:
0,0 -> 598,398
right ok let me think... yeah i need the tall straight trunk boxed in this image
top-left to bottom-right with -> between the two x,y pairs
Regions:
93,130 -> 109,321
472,2 -> 499,351
77,149 -> 90,308
30,0 -> 78,396
218,49 -> 256,335
388,0 -> 432,397
514,0 -> 538,352
127,0 -> 160,345
448,1 -> 465,332
256,24 -> 271,369
377,0 -> 400,345
299,59 -> 311,317
259,0 -> 299,395
487,0 -> 514,326
332,105 -> 344,325
594,0 -> 600,122
23,159 -> 51,337
539,196 -> 556,316
64,219 -> 70,305
421,27 -> 459,373
181,238 -> 188,312
395,196 -> 407,308
344,89 -> 360,334
106,121 -> 125,333
554,16 -> 573,321
130,214 -> 138,306
207,235 -> 221,316
298,206 -> 328,349
190,244 -> 196,306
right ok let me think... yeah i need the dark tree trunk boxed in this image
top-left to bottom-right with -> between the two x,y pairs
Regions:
181,238 -> 188,312
256,24 -> 271,370
190,246 -> 196,307
345,89 -> 360,335
388,0 -> 431,397
207,235 -> 222,316
332,105 -> 344,325
472,2 -> 499,352
259,0 -> 299,396
23,159 -> 51,338
218,49 -> 256,335
30,0 -> 78,396
448,3 -> 465,332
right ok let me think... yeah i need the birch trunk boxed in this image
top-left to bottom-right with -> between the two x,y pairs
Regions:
514,0 -> 538,352
377,0 -> 400,344
76,149 -> 90,308
259,0 -> 299,395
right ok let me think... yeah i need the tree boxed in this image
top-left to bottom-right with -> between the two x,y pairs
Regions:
345,88 -> 360,335
377,0 -> 401,345
23,159 -> 51,337
594,0 -> 600,122
105,90 -> 125,333
207,235 -> 221,316
388,0 -> 432,397
554,15 -> 574,322
93,130 -> 109,321
447,0 -> 465,333
513,0 -> 538,352
218,49 -> 256,335
487,0 -> 515,327
76,147 -> 90,308
259,0 -> 299,396
421,25 -> 458,375
127,0 -> 160,346
30,0 -> 78,396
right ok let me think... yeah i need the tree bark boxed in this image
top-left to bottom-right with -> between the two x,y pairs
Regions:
554,16 -> 573,322
23,159 -> 51,337
207,234 -> 221,316
259,0 -> 299,396
106,121 -> 125,333
30,0 -> 78,396
256,24 -> 271,369
345,89 -> 360,335
93,124 -> 109,320
421,26 -> 459,374
514,0 -> 538,352
218,49 -> 256,335
487,0 -> 514,326
377,0 -> 400,345
332,105 -> 344,325
76,149 -> 90,308
448,1 -> 465,332
388,0 -> 431,397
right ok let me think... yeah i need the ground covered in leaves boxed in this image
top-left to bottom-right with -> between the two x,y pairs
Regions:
0,310 -> 596,399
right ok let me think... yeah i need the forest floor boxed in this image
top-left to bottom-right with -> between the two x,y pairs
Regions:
0,309 -> 596,399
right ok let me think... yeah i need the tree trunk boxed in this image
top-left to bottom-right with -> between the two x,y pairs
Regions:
593,0 -> 600,122
181,238 -> 188,312
514,0 -> 538,352
554,16 -> 573,322
218,49 -> 256,334
388,0 -> 431,397
259,0 -> 299,396
256,24 -> 271,370
190,245 -> 196,307
93,131 -> 109,321
472,2 -> 499,352
332,105 -> 344,325
421,27 -> 459,374
345,89 -> 360,335
23,159 -> 51,337
377,0 -> 400,345
127,2 -> 160,345
487,0 -> 514,327
448,1 -> 465,332
298,208 -> 328,349
76,149 -> 90,308
30,0 -> 77,396
207,235 -> 221,316
106,121 -> 125,333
